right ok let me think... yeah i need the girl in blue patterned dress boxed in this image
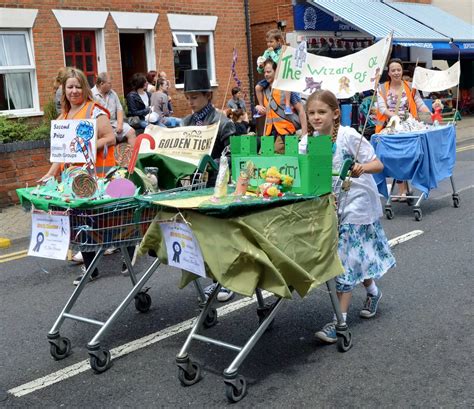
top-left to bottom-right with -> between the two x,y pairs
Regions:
299,90 -> 396,343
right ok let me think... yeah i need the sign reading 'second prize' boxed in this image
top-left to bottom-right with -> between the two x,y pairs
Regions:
50,119 -> 97,163
273,35 -> 392,98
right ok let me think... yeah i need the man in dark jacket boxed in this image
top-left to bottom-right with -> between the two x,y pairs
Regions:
181,69 -> 236,302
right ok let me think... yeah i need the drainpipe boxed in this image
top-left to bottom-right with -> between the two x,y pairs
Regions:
244,0 -> 255,108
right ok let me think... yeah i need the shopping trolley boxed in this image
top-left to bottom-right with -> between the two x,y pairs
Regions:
138,159 -> 354,403
16,154 -> 215,373
372,124 -> 459,221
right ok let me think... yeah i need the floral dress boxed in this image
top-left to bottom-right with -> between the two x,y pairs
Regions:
333,126 -> 396,292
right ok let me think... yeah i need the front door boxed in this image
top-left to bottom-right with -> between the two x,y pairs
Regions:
120,33 -> 147,96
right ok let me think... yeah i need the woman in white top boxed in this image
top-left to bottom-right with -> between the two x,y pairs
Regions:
300,90 -> 396,344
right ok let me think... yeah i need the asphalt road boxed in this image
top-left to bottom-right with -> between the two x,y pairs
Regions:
0,148 -> 472,408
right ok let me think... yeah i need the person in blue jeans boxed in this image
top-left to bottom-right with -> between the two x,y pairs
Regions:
299,90 -> 396,343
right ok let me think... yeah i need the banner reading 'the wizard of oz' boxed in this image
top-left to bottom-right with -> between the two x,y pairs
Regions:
273,35 -> 392,98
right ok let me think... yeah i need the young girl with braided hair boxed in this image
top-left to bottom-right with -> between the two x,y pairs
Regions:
300,90 -> 396,343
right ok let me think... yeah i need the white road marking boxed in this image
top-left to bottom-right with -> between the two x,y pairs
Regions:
388,230 -> 424,248
8,228 -> 426,398
8,291 -> 271,398
432,184 -> 473,201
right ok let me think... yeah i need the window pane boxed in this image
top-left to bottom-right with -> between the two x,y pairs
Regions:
87,75 -> 95,88
75,56 -> 85,71
86,55 -> 94,72
0,72 -> 33,110
176,33 -> 193,44
65,55 -> 73,67
84,35 -> 92,52
0,34 -> 30,66
64,34 -> 72,52
74,33 -> 82,52
174,49 -> 192,84
196,36 -> 210,75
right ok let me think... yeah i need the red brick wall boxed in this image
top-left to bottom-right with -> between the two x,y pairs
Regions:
0,1 -> 249,207
0,0 -> 250,118
248,0 -> 294,89
0,142 -> 51,207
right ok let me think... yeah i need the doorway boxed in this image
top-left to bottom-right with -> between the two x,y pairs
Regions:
120,33 -> 147,96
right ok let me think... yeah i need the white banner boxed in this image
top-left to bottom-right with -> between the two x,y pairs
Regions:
140,123 -> 219,166
50,119 -> 97,163
28,212 -> 70,260
160,222 -> 206,277
412,62 -> 461,92
273,35 -> 392,98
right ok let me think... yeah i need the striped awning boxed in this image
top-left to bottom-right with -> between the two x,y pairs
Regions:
386,1 -> 474,46
311,0 -> 450,46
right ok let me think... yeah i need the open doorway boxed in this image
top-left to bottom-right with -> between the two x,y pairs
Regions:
120,33 -> 147,96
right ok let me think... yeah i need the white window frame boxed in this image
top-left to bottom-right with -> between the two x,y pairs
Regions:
53,10 -> 108,75
172,32 -> 198,47
173,30 -> 217,88
0,29 -> 41,116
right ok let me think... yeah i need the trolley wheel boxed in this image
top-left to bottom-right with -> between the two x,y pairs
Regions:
453,195 -> 460,208
225,375 -> 247,403
406,191 -> 415,206
134,292 -> 152,313
385,207 -> 394,220
89,349 -> 112,374
203,307 -> 218,328
178,361 -> 201,386
336,330 -> 353,352
49,336 -> 71,360
414,209 -> 422,222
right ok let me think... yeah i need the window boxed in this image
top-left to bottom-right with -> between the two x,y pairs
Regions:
173,32 -> 216,86
0,31 -> 36,113
63,31 -> 98,87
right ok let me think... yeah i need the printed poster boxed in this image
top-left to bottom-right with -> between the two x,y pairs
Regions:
140,123 -> 219,166
50,119 -> 97,163
28,212 -> 70,260
160,222 -> 206,277
273,34 -> 392,98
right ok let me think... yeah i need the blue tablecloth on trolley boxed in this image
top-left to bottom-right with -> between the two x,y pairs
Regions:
371,125 -> 456,198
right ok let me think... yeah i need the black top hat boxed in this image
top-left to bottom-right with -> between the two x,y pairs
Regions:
184,69 -> 211,93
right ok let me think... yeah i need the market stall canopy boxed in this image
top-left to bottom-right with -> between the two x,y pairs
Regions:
386,1 -> 474,58
311,0 -> 451,48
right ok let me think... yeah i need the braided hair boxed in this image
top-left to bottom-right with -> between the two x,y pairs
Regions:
305,90 -> 341,143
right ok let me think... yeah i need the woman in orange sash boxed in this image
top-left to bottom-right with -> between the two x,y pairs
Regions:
41,68 -> 116,180
41,68 -> 116,284
375,58 -> 429,200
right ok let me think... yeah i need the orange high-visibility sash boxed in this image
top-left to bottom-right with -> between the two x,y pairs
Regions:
263,87 -> 296,136
60,101 -> 115,177
375,81 -> 418,133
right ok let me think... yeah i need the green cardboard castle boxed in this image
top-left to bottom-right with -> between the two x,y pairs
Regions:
230,135 -> 332,196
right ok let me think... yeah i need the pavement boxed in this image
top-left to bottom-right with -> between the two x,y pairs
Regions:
0,115 -> 473,249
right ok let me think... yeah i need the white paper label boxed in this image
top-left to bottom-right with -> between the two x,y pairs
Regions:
28,212 -> 70,260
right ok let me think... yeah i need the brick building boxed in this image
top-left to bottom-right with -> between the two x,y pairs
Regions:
0,1 -> 251,119
0,1 -> 251,207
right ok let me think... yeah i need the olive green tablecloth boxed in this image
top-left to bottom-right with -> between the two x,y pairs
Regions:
139,194 -> 343,299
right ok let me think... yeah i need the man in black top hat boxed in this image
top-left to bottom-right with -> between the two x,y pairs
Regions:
181,69 -> 236,162
181,69 -> 236,302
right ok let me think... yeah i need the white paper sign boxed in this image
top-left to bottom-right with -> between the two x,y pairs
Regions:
28,212 -> 70,260
412,62 -> 461,92
141,123 -> 219,166
160,222 -> 206,277
273,35 -> 392,98
50,119 -> 97,163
